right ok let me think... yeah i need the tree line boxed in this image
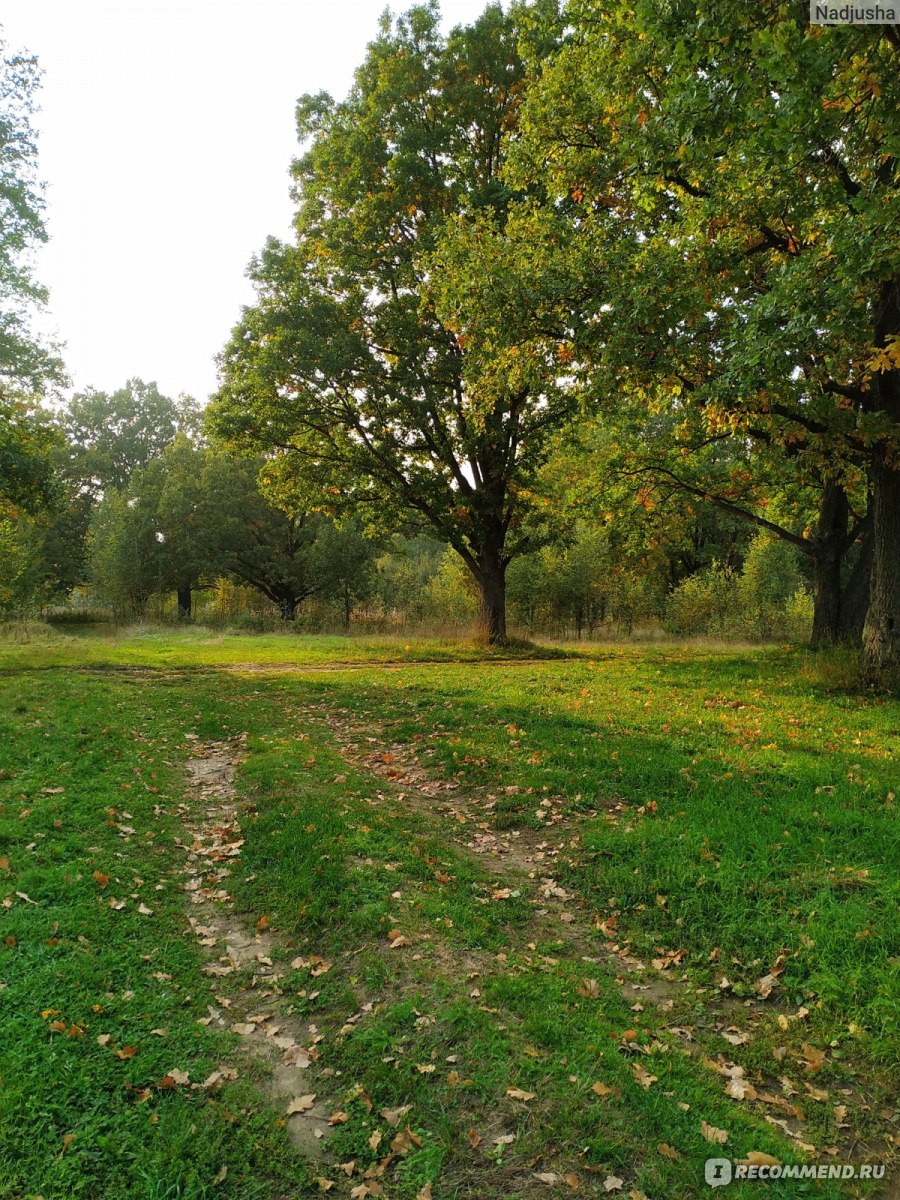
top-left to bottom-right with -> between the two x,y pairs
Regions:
1,6 -> 898,678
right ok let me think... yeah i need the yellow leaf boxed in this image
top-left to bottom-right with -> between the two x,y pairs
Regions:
700,1121 -> 729,1144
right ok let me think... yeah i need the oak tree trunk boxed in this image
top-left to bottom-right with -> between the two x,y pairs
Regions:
474,549 -> 507,645
176,585 -> 192,620
862,452 -> 900,680
838,528 -> 872,645
861,278 -> 900,682
277,596 -> 297,621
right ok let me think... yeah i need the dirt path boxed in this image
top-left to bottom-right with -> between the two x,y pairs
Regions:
177,735 -> 334,1159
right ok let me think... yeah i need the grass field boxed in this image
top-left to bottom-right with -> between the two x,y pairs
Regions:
0,629 -> 896,1199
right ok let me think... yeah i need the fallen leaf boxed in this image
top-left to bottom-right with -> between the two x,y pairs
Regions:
603,1178 -> 624,1193
467,1129 -> 481,1148
800,1043 -> 826,1072
416,1186 -> 433,1200
658,1142 -> 681,1160
316,1180 -> 334,1193
329,1110 -> 349,1126
507,1087 -> 536,1101
368,1130 -> 382,1152
287,1094 -> 316,1114
577,978 -> 601,999
591,1081 -> 612,1098
741,1152 -> 782,1167
392,1127 -> 424,1154
700,1121 -> 729,1144
564,1172 -> 581,1190
632,1063 -> 657,1090
213,1166 -> 228,1186
493,1133 -> 516,1145
114,1045 -> 138,1060
380,1105 -> 412,1127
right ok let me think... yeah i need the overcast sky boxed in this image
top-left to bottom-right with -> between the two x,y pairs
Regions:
2,0 -> 491,403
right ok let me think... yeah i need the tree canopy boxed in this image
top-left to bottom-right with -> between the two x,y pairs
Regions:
0,35 -> 63,390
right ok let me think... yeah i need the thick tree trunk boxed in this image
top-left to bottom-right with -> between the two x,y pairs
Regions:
474,549 -> 508,645
838,527 -> 873,644
861,278 -> 900,682
810,549 -> 843,647
861,453 -> 900,680
810,480 -> 847,647
276,596 -> 297,621
176,584 -> 192,620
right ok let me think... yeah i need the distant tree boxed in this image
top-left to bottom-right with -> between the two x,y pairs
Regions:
210,2 -> 572,644
314,519 -> 379,631
201,455 -> 334,621
63,379 -> 201,495
0,394 -> 58,513
87,475 -> 164,619
155,437 -> 216,617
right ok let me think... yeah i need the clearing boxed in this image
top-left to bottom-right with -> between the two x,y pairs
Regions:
0,630 -> 896,1199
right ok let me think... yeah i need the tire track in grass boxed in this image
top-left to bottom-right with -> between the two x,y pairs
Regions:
177,735 -> 335,1160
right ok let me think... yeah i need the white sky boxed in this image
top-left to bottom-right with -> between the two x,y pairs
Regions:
2,0 -> 490,403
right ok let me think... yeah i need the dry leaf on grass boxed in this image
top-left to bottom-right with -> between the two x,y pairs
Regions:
286,1094 -> 316,1115
700,1121 -> 729,1144
632,1063 -> 657,1090
506,1087 -> 536,1101
380,1105 -> 411,1127
741,1152 -> 782,1167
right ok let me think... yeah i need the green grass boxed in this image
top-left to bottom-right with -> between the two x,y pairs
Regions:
299,647 -> 898,1059
0,624 -> 567,671
0,631 -> 896,1198
0,672 -> 303,1200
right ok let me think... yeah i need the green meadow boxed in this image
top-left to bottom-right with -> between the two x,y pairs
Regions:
0,630 -> 896,1199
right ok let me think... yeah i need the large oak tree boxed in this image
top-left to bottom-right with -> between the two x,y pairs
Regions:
516,0 -> 900,677
210,1 -> 570,643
